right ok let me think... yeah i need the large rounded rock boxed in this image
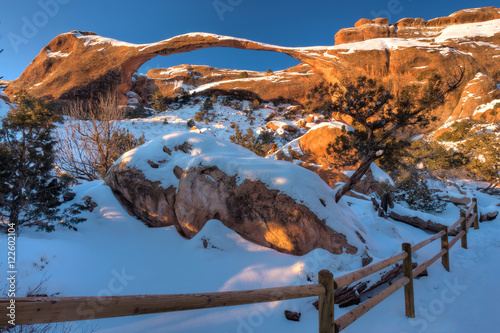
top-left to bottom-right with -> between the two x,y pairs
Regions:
271,122 -> 393,196
355,18 -> 373,27
299,122 -> 355,166
105,132 -> 369,256
175,165 -> 355,255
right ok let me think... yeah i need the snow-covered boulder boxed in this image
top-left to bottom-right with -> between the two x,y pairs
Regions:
105,131 -> 370,257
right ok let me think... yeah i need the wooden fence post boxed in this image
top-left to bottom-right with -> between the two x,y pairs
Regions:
460,211 -> 468,249
402,243 -> 415,318
440,225 -> 450,272
318,270 -> 336,333
473,198 -> 479,230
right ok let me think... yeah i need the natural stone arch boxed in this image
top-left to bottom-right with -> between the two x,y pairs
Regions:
5,31 -> 339,104
4,26 -> 490,124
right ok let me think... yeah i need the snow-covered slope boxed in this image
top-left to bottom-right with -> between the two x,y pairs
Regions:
3,179 -> 498,332
1,86 -> 499,332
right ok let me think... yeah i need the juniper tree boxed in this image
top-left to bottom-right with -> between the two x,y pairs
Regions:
149,90 -> 166,111
0,92 -> 86,232
321,70 -> 464,202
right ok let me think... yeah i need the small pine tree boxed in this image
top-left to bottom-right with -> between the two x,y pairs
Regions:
0,92 -> 86,232
239,71 -> 249,79
251,99 -> 261,111
394,170 -> 446,213
149,91 -> 166,111
196,98 -> 215,124
230,126 -> 276,157
108,128 -> 146,168
460,131 -> 500,180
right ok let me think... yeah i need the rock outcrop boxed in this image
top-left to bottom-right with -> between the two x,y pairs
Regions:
335,18 -> 396,45
143,63 -> 325,105
270,122 -> 393,196
337,7 -> 500,44
450,72 -> 500,122
4,31 -> 333,106
298,122 -> 353,166
105,131 -> 369,256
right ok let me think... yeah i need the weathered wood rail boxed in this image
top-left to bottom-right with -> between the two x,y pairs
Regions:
0,198 -> 482,332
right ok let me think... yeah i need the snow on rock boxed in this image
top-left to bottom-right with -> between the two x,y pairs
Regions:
474,99 -> 500,115
46,50 -> 72,58
267,137 -> 303,160
449,72 -> 500,121
435,18 -> 500,43
308,121 -> 354,132
331,38 -> 437,53
0,98 -> 11,118
370,163 -> 395,186
106,131 -> 371,257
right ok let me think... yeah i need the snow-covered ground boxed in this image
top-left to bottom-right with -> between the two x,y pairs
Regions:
112,100 -> 304,145
2,176 -> 499,332
1,98 -> 499,333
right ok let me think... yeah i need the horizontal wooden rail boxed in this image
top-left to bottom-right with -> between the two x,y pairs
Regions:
448,216 -> 465,233
466,213 -> 477,230
465,201 -> 476,218
335,251 -> 408,289
335,276 -> 410,331
334,197 -> 479,332
449,230 -> 466,249
413,249 -> 447,277
412,230 -> 445,252
0,284 -> 325,326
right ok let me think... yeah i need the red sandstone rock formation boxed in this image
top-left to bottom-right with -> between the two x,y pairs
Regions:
5,7 -> 500,128
335,18 -> 396,45
142,63 -> 325,105
272,123 -> 389,196
450,72 -> 500,121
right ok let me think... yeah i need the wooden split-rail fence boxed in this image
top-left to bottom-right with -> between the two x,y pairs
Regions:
0,198 -> 482,332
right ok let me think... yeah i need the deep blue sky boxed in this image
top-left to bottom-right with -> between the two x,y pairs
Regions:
0,0 -> 497,80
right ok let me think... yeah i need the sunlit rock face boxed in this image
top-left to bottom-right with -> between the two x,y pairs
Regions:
4,31 -> 332,106
270,122 -> 394,196
5,7 -> 500,128
143,63 -> 326,106
105,131 -> 370,256
450,72 -> 500,122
